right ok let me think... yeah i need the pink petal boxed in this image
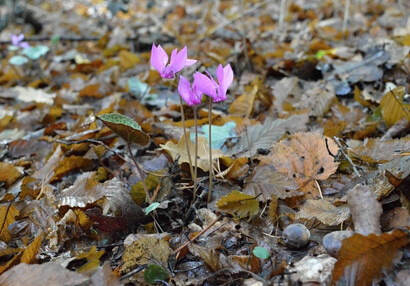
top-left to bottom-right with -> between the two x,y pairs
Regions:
20,42 -> 30,49
185,59 -> 197,66
11,35 -> 19,46
221,64 -> 233,94
150,44 -> 168,75
178,76 -> 195,106
193,72 -> 217,99
170,47 -> 187,74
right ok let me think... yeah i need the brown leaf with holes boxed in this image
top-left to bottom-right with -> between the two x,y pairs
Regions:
332,229 -> 409,285
266,132 -> 339,197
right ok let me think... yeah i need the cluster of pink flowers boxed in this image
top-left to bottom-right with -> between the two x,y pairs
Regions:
150,44 -> 233,106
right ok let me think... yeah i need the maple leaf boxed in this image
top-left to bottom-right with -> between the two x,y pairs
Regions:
265,132 -> 339,197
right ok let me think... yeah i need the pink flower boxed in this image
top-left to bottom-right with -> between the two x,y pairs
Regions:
193,64 -> 233,102
151,44 -> 197,79
178,76 -> 203,106
11,34 -> 29,49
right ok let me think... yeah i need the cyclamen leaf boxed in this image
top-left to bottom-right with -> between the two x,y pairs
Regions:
253,246 -> 270,260
217,190 -> 259,219
98,113 -> 150,146
22,45 -> 49,60
9,55 -> 28,66
144,264 -> 168,285
145,202 -> 160,215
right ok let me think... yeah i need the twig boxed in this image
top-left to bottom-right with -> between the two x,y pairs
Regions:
342,0 -> 350,38
314,180 -> 323,199
174,215 -> 221,255
279,0 -> 287,32
333,136 -> 361,177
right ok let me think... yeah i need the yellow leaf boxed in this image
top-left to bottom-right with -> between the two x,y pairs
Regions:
217,190 -> 259,219
0,205 -> 19,243
380,86 -> 410,127
119,50 -> 140,71
160,133 -> 223,172
20,232 -> 43,264
76,246 -> 105,276
0,162 -> 21,187
229,77 -> 261,118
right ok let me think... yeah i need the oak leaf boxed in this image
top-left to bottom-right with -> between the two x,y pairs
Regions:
332,229 -> 409,285
266,132 -> 339,197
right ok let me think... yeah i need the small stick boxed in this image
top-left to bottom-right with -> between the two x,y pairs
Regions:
279,0 -> 287,32
174,215 -> 221,255
314,179 -> 324,199
127,143 -> 153,205
342,0 -> 350,38
333,136 -> 361,177
208,100 -> 213,203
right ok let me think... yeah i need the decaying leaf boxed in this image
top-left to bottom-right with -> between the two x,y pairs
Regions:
296,199 -> 350,226
51,156 -> 92,181
98,113 -> 150,146
243,164 -> 303,201
76,246 -> 105,276
347,184 -> 382,235
226,114 -> 309,157
332,229 -> 409,285
161,133 -> 223,172
267,132 -> 339,197
120,235 -> 170,274
217,190 -> 259,219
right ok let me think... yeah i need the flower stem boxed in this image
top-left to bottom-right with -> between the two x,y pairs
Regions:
193,105 -> 198,202
127,143 -> 153,205
179,96 -> 195,183
208,99 -> 213,203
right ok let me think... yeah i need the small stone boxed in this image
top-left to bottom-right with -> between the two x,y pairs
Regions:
323,230 -> 354,257
282,223 -> 310,249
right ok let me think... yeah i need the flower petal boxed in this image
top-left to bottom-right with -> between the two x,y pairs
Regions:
185,59 -> 197,66
178,76 -> 195,106
150,44 -> 168,75
170,47 -> 187,74
193,72 -> 217,99
221,64 -> 233,94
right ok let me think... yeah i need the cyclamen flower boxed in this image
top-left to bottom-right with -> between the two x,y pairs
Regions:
11,34 -> 29,49
151,44 -> 197,79
178,76 -> 203,106
193,64 -> 233,102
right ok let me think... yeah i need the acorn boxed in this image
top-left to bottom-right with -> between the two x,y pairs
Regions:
282,223 -> 310,249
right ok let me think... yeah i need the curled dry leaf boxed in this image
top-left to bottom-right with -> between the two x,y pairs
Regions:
217,190 -> 259,219
347,184 -> 382,235
332,229 -> 409,285
266,132 -> 339,197
296,199 -> 350,226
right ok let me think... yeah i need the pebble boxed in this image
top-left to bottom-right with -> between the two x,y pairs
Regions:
323,230 -> 354,257
282,223 -> 310,249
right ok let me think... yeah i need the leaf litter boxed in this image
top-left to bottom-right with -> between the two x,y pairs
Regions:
0,0 -> 409,285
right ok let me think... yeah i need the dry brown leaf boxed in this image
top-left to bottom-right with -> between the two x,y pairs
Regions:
243,164 -> 303,201
0,263 -> 89,285
52,156 -> 92,181
226,113 -> 309,157
267,132 -> 339,197
188,244 -> 241,273
296,199 -> 350,226
76,246 -> 105,276
119,50 -> 140,71
160,133 -> 223,172
294,82 -> 336,117
217,190 -> 259,219
347,185 -> 382,235
20,232 -> 43,264
229,77 -> 261,118
120,236 -> 170,274
351,137 -> 410,163
78,83 -> 102,98
0,162 -> 21,187
0,205 -> 19,243
380,86 -> 410,127
332,229 -> 409,285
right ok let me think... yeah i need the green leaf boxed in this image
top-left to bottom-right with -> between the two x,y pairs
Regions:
22,45 -> 49,60
145,202 -> 160,215
144,264 -> 168,285
9,55 -> 28,66
98,113 -> 150,146
253,246 -> 270,259
190,121 -> 236,150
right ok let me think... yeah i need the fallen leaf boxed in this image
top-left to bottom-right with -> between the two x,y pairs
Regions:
161,133 -> 223,172
380,86 -> 410,127
226,114 -> 309,157
332,229 -> 409,285
76,246 -> 105,276
52,156 -> 92,181
119,50 -> 140,71
0,205 -> 19,243
267,132 -> 339,196
243,164 -> 303,201
217,190 -> 259,219
20,232 -> 43,264
296,199 -> 350,226
347,184 -> 382,235
0,162 -> 21,187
